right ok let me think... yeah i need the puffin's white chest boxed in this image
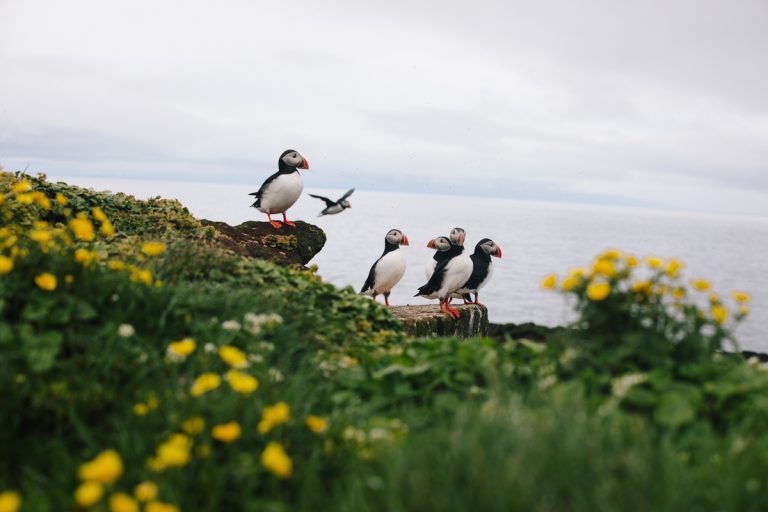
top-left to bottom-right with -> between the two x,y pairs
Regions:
425,258 -> 437,280
324,204 -> 344,215
258,172 -> 303,214
438,254 -> 473,298
373,250 -> 406,293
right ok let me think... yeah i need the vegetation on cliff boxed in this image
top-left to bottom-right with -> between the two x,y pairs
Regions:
1,172 -> 767,511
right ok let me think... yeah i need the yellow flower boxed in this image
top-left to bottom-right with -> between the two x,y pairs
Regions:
101,220 -> 115,237
219,345 -> 248,368
665,258 -> 685,278
0,195 -> 4,206
130,269 -> 153,285
226,370 -> 259,394
34,272 -> 57,291
92,207 -> 108,222
601,249 -> 622,260
168,338 -> 196,356
133,482 -> 158,502
731,291 -> 752,303
691,279 -> 711,292
586,281 -> 611,301
181,416 -> 205,436
0,491 -> 21,512
672,287 -> 686,300
212,421 -> 242,443
0,256 -> 13,275
75,248 -> 98,266
739,305 -> 750,317
145,501 -> 180,512
75,482 -> 104,507
109,492 -> 139,512
711,304 -> 728,325
11,180 -> 31,193
70,215 -> 95,241
305,415 -> 328,434
540,274 -> 557,290
258,402 -> 290,434
261,442 -> 292,479
190,373 -> 221,397
29,229 -> 52,244
153,434 -> 192,468
646,256 -> 664,269
31,191 -> 51,209
142,242 -> 166,256
108,260 -> 127,270
55,192 -> 68,206
561,275 -> 580,291
133,403 -> 150,416
15,193 -> 34,205
631,280 -> 652,294
592,258 -> 616,278
709,292 -> 720,304
78,449 -> 123,484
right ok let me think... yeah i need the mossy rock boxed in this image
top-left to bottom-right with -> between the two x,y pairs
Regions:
389,304 -> 489,338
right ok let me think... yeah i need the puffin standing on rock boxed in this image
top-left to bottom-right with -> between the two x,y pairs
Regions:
249,149 -> 309,229
309,189 -> 354,216
360,229 -> 409,306
416,243 -> 474,319
425,227 -> 465,280
453,238 -> 502,305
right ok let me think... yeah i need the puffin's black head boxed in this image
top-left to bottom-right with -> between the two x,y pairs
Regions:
385,229 -> 409,246
427,236 -> 452,252
279,149 -> 309,172
477,238 -> 502,258
340,200 -> 351,209
449,227 -> 466,247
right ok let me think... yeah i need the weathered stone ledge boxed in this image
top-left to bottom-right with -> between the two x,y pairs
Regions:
389,304 -> 489,338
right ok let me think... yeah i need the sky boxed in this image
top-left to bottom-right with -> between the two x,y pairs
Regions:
1,0 -> 767,216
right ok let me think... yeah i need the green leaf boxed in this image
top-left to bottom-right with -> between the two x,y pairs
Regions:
20,325 -> 64,373
654,390 -> 697,428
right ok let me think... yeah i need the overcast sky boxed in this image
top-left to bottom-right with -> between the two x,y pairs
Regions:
1,0 -> 767,216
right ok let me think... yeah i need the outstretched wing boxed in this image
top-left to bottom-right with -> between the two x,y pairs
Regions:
339,188 -> 355,201
249,170 -> 281,208
308,193 -> 335,208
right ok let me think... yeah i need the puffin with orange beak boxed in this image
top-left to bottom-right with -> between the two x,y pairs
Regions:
360,229 -> 409,306
249,149 -> 309,229
454,238 -> 503,306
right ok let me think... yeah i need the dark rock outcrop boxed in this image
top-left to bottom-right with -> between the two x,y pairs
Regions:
390,304 -> 489,338
488,322 -> 567,343
203,220 -> 326,266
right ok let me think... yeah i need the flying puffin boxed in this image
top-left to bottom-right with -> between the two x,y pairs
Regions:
360,229 -> 409,306
249,149 -> 309,229
415,242 -> 474,319
308,188 -> 354,216
425,227 -> 465,280
453,238 -> 502,305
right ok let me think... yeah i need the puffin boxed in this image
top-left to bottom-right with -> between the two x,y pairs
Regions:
415,242 -> 474,319
453,238 -> 502,305
360,229 -> 409,306
249,149 -> 309,229
425,227 -> 465,280
308,188 -> 355,216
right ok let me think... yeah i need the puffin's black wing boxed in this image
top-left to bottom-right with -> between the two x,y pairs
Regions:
360,260 -> 378,294
308,194 -> 336,208
339,188 -> 355,201
416,264 -> 446,296
462,253 -> 487,290
249,170 -> 282,208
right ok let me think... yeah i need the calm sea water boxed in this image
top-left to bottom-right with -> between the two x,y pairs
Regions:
51,176 -> 768,352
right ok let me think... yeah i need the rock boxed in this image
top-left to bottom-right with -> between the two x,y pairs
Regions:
202,220 -> 326,266
488,322 -> 567,343
389,304 -> 489,338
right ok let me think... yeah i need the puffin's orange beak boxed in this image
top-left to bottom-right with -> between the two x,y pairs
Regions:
299,158 -> 309,169
402,235 -> 409,246
495,246 -> 503,258
426,239 -> 434,249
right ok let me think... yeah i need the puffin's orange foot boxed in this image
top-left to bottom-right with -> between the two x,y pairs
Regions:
269,221 -> 283,229
283,220 -> 297,228
446,304 -> 461,319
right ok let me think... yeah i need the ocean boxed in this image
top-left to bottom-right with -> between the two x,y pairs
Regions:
50,176 -> 768,352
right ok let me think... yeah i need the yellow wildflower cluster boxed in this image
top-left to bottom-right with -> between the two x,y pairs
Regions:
75,449 -> 126,507
305,415 -> 328,434
149,434 -> 193,470
168,337 -> 197,358
261,442 -> 293,478
542,249 -> 752,327
226,370 -> 259,394
190,373 -> 222,397
219,345 -> 248,368
142,242 -> 167,256
212,421 -> 242,442
0,491 -> 21,512
258,402 -> 291,434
